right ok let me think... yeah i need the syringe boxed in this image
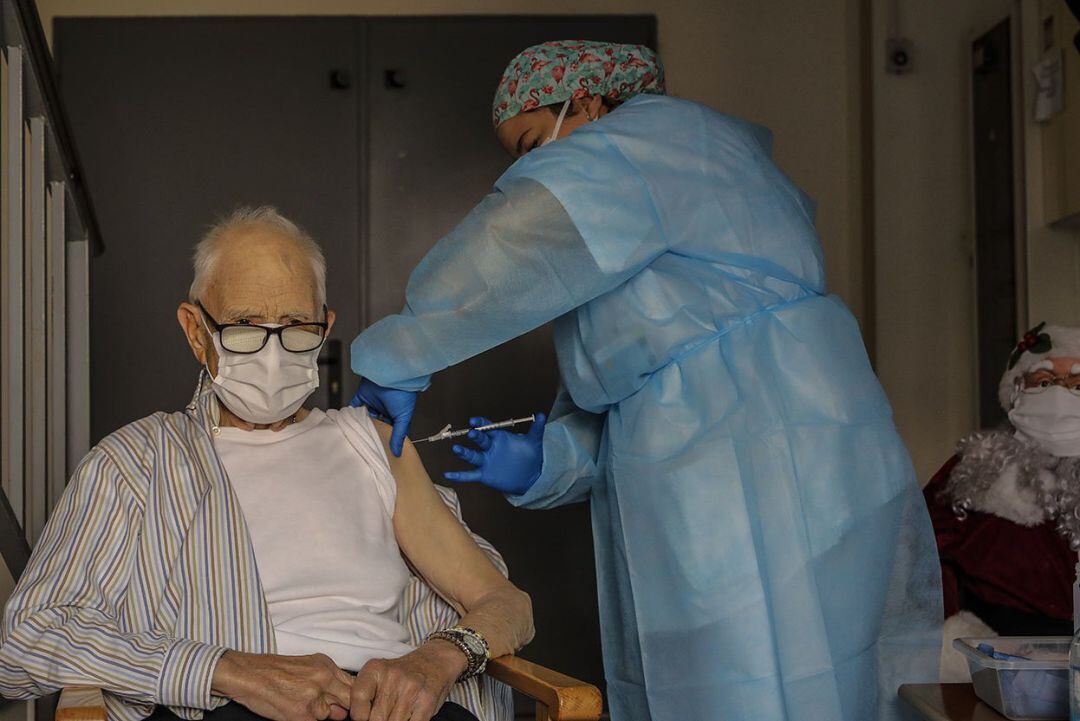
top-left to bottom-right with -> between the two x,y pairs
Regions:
414,415 -> 536,444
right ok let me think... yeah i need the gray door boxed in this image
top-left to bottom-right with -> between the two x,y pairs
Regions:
57,15 -> 655,708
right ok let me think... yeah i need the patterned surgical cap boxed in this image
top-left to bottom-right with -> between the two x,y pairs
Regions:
492,40 -> 665,128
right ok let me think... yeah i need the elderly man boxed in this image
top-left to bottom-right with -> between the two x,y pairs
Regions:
0,207 -> 533,721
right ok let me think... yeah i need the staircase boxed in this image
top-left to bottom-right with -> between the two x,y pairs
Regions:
0,0 -> 101,574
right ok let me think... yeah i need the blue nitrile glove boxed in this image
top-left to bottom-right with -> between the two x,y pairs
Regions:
445,415 -> 547,495
350,379 -> 417,457
977,643 -> 1029,661
977,643 -> 1068,718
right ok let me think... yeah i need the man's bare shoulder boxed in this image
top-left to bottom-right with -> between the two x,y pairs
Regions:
367,415 -> 393,444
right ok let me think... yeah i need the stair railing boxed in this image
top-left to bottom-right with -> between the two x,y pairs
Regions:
0,0 -> 102,550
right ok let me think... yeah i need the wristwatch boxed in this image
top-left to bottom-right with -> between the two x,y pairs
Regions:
426,626 -> 490,681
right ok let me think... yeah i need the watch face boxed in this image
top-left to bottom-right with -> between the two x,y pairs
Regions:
460,634 -> 485,655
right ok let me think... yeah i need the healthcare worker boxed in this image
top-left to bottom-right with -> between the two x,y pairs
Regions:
350,40 -> 942,721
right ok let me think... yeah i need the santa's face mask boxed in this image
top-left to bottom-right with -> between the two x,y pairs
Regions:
1010,360 -> 1080,457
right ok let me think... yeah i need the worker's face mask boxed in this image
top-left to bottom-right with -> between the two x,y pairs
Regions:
203,319 -> 321,424
1009,385 -> 1080,457
542,99 -> 573,146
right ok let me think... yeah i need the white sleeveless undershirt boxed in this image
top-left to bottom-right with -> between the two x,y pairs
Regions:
214,407 -> 414,671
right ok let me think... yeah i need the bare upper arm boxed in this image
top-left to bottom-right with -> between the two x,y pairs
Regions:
371,420 -> 517,614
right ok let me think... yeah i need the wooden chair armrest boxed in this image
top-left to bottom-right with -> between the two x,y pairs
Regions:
56,687 -> 107,721
485,655 -> 602,721
56,659 -> 604,721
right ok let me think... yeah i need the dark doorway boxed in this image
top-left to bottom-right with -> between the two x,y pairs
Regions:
56,15 -> 656,711
971,18 -> 1019,428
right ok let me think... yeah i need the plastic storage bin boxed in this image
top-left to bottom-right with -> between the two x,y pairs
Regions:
953,637 -> 1071,720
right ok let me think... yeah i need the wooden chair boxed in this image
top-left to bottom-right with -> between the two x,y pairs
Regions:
55,656 -> 602,721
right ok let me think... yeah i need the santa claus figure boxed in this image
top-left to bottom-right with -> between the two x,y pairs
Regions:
926,322 -> 1080,679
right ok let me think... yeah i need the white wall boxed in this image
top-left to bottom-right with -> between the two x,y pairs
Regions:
873,0 -> 1080,482
873,0 -> 982,482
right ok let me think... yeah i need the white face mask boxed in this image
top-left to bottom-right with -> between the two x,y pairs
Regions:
1009,385 -> 1080,457
542,99 -> 573,146
205,321 -> 321,424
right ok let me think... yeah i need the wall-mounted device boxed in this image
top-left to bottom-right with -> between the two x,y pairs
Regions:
1040,1 -> 1080,227
884,0 -> 914,75
886,37 -> 914,74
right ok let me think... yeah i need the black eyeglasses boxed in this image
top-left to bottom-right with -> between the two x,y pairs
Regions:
199,302 -> 328,354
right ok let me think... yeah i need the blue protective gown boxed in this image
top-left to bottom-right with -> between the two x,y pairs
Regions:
351,95 -> 942,721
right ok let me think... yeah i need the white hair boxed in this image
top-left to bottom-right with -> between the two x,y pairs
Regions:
188,206 -> 327,305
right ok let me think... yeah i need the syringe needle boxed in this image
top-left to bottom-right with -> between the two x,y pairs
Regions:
414,423 -> 452,444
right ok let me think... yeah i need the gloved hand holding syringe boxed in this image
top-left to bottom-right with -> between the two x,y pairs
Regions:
435,413 -> 548,495
414,415 -> 537,444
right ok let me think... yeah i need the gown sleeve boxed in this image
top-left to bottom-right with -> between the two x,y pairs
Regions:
506,384 -> 606,509
350,148 -> 670,392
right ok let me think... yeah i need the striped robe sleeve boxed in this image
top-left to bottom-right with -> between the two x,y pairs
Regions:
0,447 -> 229,709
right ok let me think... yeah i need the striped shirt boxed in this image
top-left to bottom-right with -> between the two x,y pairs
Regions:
0,374 -> 511,721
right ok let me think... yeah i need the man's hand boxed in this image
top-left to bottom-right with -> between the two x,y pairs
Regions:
350,640 -> 468,721
212,650 -> 354,721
